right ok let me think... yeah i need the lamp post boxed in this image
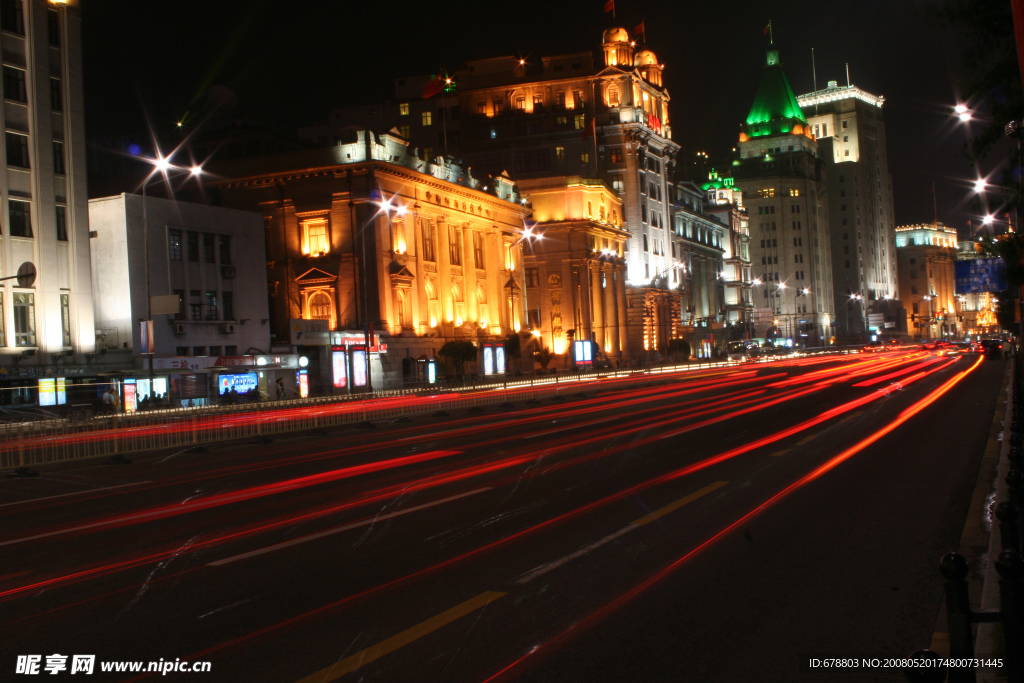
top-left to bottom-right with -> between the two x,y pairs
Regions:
139,154 -> 203,398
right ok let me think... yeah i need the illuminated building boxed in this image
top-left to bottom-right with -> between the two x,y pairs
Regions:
308,28 -> 680,361
0,0 -> 95,388
702,172 -> 753,336
210,130 -> 531,389
798,80 -> 898,339
732,47 -> 835,346
516,176 -> 629,362
895,223 -> 959,339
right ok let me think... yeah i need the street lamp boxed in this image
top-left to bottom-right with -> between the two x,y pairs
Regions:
138,152 -> 204,398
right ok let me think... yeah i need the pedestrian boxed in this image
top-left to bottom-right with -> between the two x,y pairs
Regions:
276,377 -> 286,400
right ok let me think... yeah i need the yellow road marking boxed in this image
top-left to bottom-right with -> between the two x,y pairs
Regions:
296,591 -> 506,682
770,449 -> 791,457
796,434 -> 818,445
631,481 -> 728,526
838,410 -> 865,424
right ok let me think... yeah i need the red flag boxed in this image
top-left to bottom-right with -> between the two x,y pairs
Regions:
763,23 -> 771,35
634,21 -> 645,41
422,75 -> 445,99
582,117 -> 596,140
603,0 -> 614,13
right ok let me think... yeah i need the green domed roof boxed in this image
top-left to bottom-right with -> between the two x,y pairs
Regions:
743,49 -> 806,139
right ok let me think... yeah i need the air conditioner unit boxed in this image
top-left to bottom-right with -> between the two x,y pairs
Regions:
173,323 -> 187,335
221,265 -> 236,279
219,323 -> 236,334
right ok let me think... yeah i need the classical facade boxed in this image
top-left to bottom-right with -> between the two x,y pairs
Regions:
732,48 -> 835,346
895,223 -> 959,339
702,172 -> 753,336
0,0 -> 94,379
517,176 -> 629,365
798,80 -> 898,339
210,130 -> 531,389
307,28 -> 680,362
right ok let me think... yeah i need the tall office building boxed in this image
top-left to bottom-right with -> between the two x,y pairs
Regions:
0,0 -> 94,382
798,80 -> 897,340
732,48 -> 834,346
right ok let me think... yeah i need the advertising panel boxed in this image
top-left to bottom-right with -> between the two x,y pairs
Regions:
574,339 -> 593,365
955,259 -> 1007,294
217,373 -> 258,395
298,370 -> 309,398
38,378 -> 56,407
352,347 -> 368,387
496,346 -> 506,374
56,377 -> 66,405
483,345 -> 495,375
332,350 -> 348,388
123,379 -> 137,413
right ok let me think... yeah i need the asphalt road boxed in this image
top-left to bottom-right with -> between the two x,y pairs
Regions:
0,350 -> 1005,682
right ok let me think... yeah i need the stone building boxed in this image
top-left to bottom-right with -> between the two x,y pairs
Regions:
516,176 -> 629,366
732,47 -> 835,346
895,223 -> 959,339
209,130 -> 531,389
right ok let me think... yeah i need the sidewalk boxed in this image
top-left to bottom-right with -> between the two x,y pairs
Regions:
929,359 -> 1011,680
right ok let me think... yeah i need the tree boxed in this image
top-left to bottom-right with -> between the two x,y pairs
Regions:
437,340 -> 477,379
504,332 -> 522,374
534,346 -> 555,371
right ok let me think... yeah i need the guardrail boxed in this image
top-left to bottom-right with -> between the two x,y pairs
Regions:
2,356 -> 749,469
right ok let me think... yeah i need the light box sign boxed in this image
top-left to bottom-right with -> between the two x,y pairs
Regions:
218,373 -> 258,395
298,370 -> 309,398
483,345 -> 495,375
124,379 -> 137,413
331,350 -> 348,388
496,346 -> 506,374
956,259 -> 1007,294
38,378 -> 56,407
352,347 -> 368,387
56,377 -> 66,405
574,340 -> 593,366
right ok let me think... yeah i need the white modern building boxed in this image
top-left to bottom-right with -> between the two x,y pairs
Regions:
89,194 -> 270,363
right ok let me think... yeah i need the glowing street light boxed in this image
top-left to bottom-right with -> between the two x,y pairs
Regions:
954,103 -> 971,122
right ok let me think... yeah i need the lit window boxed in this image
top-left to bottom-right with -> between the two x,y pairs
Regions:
399,103 -> 410,116
789,189 -> 800,197
422,111 -> 432,126
13,291 -> 34,346
555,146 -> 565,161
581,152 -> 590,163
515,96 -> 526,110
574,114 -> 586,130
302,219 -> 329,255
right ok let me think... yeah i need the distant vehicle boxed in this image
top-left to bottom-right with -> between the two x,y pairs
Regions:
980,339 -> 1005,357
727,341 -> 759,361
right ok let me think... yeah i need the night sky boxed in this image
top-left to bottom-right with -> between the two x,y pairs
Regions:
81,0 -> 1000,231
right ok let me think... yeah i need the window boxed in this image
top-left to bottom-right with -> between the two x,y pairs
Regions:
3,66 -> 26,101
53,140 -> 65,174
526,268 -> 540,288
205,291 -> 218,320
187,232 -> 200,262
61,294 -> 70,346
47,8 -> 59,46
50,78 -> 62,111
222,292 -> 234,321
9,199 -> 30,237
399,102 -> 410,115
169,231 -> 182,261
203,234 -> 215,262
226,345 -> 237,356
176,346 -> 189,356
189,290 -> 201,320
421,219 -> 436,262
515,96 -> 525,110
6,132 -> 29,167
55,205 -> 67,241
789,189 -> 800,197
532,93 -> 543,108
448,225 -> 462,265
193,346 -> 206,357
14,291 -> 36,346
555,146 -> 565,161
572,90 -> 585,108
300,219 -> 328,255
216,235 -> 230,265
477,100 -> 486,115
574,114 -> 586,130
610,149 -> 622,164
1,0 -> 23,34
209,346 -> 222,357
842,120 -> 849,129
493,99 -> 503,114
422,111 -> 432,126
399,125 -> 410,139
581,152 -> 590,163
473,231 -> 484,269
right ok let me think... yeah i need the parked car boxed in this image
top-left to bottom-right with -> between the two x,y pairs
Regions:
980,339 -> 1005,357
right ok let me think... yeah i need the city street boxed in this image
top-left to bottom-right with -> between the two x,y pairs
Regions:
0,351 -> 1005,681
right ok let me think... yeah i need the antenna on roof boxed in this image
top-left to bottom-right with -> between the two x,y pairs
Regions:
846,62 -> 851,87
812,48 -> 819,114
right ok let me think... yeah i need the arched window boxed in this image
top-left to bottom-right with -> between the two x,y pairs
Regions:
308,291 -> 332,321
